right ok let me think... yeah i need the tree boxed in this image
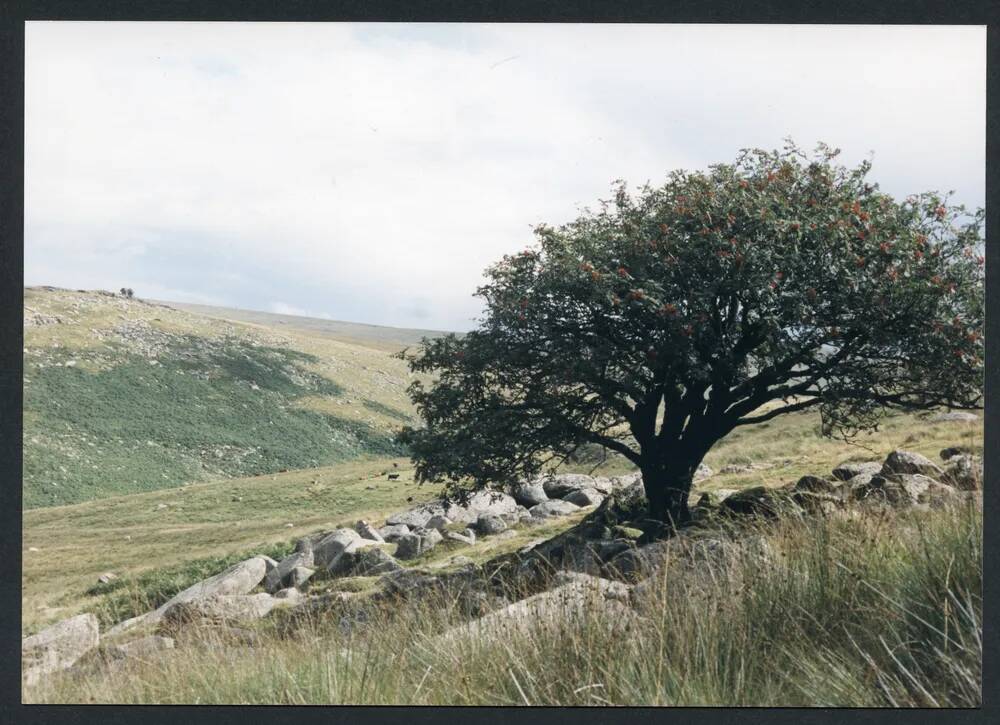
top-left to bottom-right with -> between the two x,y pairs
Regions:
397,142 -> 984,529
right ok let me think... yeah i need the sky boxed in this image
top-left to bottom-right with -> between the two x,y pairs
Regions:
25,23 -> 985,332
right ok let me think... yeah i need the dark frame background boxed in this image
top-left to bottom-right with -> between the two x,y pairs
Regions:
1,2 -> 996,724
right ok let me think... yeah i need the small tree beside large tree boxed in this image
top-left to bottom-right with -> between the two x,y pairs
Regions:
398,143 -> 984,529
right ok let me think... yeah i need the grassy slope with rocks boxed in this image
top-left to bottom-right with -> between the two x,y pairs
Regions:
23,288 -> 426,508
28,500 -> 982,707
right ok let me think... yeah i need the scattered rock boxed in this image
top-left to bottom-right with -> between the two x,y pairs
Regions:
881,450 -> 944,479
852,473 -> 937,507
331,546 -> 403,576
921,481 -> 967,508
610,472 -> 643,491
605,540 -> 677,582
378,568 -> 444,599
313,529 -> 364,568
832,461 -> 883,481
294,536 -> 317,555
792,475 -> 839,495
942,454 -> 983,491
563,488 -> 604,507
512,481 -> 549,507
791,490 -> 843,515
425,514 -> 453,530
106,556 -> 270,636
161,593 -> 277,629
930,411 -> 979,423
395,528 -> 443,560
940,446 -> 975,461
445,531 -> 476,546
629,536 -> 774,605
273,588 -> 302,602
354,520 -> 385,542
109,635 -> 175,660
694,463 -> 714,481
540,473 -> 598,499
529,500 -> 581,519
720,486 -> 797,518
385,490 -> 518,528
842,470 -> 879,491
588,477 -> 616,495
435,572 -> 633,645
22,613 -> 100,687
289,566 -> 315,588
377,523 -> 411,542
475,514 -> 508,536
264,551 -> 314,593
97,572 -> 118,585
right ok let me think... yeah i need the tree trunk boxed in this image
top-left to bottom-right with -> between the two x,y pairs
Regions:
641,460 -> 696,529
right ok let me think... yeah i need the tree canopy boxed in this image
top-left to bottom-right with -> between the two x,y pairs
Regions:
398,142 -> 984,525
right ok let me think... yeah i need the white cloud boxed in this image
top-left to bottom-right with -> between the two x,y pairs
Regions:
25,22 -> 985,331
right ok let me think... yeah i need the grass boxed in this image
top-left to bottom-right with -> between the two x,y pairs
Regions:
26,501 -> 982,706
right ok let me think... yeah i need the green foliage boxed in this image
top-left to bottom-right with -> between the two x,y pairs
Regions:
399,142 -> 984,520
23,338 -> 404,507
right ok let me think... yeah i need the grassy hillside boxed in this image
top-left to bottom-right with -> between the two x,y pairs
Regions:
23,288 -> 430,508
